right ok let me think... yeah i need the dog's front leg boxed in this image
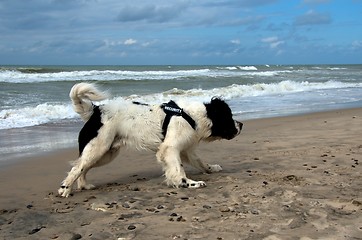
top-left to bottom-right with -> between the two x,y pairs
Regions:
156,145 -> 206,188
181,149 -> 222,174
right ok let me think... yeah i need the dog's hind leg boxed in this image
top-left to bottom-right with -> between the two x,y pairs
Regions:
58,159 -> 93,197
76,167 -> 94,190
181,149 -> 222,174
77,144 -> 121,190
58,135 -> 115,197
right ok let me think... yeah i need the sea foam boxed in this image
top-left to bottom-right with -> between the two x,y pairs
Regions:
0,103 -> 77,129
0,67 -> 287,83
2,80 -> 357,130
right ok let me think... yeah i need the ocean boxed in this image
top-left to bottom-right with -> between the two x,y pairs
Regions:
1,64 -> 362,165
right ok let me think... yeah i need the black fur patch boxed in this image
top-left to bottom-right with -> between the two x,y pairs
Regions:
78,105 -> 103,155
205,98 -> 238,140
179,178 -> 189,188
132,101 -> 149,106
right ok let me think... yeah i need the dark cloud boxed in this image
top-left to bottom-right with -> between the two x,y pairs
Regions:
0,0 -> 86,32
221,15 -> 266,27
205,0 -> 278,8
115,1 -> 270,28
294,10 -> 332,26
0,0 -> 360,64
266,22 -> 291,32
302,0 -> 330,4
116,3 -> 187,23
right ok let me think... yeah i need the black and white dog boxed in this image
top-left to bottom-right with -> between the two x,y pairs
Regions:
58,83 -> 243,197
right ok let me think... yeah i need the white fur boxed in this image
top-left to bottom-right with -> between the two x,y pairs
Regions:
69,82 -> 109,122
58,83 -> 241,197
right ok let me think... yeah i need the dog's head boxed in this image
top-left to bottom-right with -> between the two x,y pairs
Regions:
205,97 -> 243,140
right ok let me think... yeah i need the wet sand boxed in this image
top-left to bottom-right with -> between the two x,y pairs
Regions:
0,108 -> 361,239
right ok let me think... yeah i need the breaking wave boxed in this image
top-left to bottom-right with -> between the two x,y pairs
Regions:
1,80 -> 360,129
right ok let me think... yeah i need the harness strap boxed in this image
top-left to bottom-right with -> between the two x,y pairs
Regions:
161,100 -> 196,137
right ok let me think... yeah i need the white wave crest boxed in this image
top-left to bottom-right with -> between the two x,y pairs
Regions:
237,66 -> 258,71
124,80 -> 362,104
0,69 -> 213,83
0,103 -> 77,129
0,67 -> 289,83
217,66 -> 257,71
1,80 -> 360,130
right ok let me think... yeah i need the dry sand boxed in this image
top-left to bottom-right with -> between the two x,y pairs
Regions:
0,109 -> 361,240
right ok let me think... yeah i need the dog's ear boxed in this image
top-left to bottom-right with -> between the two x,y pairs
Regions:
211,97 -> 224,103
206,97 -> 232,118
205,98 -> 238,140
209,97 -> 228,109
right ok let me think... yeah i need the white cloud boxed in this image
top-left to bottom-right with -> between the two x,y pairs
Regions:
261,36 -> 285,50
270,40 -> 284,49
124,38 -> 137,45
351,40 -> 362,49
103,39 -> 122,47
261,36 -> 279,43
276,49 -> 284,55
141,40 -> 157,47
230,39 -> 240,45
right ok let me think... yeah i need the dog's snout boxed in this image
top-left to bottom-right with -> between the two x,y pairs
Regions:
236,121 -> 243,131
238,121 -> 243,130
234,121 -> 243,136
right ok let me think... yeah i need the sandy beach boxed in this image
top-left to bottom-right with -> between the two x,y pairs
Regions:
0,108 -> 361,240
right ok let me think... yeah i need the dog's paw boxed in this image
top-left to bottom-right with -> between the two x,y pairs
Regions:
207,164 -> 223,173
58,185 -> 72,198
78,183 -> 96,190
179,178 -> 206,188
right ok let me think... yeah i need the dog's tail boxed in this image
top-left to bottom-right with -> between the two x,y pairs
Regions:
69,82 -> 109,122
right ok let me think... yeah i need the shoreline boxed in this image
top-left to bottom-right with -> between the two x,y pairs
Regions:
1,106 -> 362,167
0,108 -> 361,239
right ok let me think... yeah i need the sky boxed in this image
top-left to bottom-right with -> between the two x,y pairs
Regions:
0,0 -> 361,65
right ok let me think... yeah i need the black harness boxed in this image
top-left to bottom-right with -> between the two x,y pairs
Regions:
161,100 -> 196,137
